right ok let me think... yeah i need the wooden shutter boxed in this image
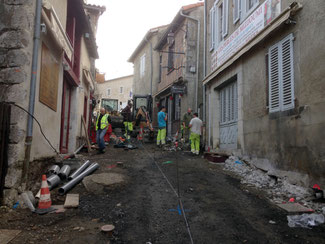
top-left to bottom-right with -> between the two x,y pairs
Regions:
280,34 -> 294,110
222,0 -> 229,37
268,44 -> 280,112
210,7 -> 215,50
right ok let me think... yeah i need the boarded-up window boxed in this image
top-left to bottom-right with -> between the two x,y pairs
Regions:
268,34 -> 294,113
39,43 -> 59,111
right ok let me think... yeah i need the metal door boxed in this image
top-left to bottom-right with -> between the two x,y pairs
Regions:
219,82 -> 238,149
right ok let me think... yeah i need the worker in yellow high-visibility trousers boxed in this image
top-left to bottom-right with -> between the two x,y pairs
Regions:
157,106 -> 167,147
189,112 -> 203,155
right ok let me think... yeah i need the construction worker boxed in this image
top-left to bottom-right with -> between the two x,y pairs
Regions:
121,100 -> 133,140
182,108 -> 192,142
189,112 -> 202,155
96,107 -> 110,154
157,106 -> 167,147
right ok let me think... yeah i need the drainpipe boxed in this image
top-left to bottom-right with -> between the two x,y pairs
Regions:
22,0 -> 42,188
203,0 -> 207,122
144,36 -> 153,96
180,11 -> 200,112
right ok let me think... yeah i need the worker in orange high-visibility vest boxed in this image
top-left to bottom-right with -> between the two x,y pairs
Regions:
96,107 -> 109,153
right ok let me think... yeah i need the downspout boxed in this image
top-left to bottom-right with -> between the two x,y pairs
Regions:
203,0 -> 207,149
180,11 -> 200,112
203,0 -> 207,121
144,36 -> 153,95
22,0 -> 42,188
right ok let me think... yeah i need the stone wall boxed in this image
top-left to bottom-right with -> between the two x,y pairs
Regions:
0,0 -> 35,205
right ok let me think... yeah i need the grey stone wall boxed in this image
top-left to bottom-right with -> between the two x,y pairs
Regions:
0,0 -> 34,205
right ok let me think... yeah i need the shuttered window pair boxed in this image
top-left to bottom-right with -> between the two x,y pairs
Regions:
209,0 -> 229,51
268,34 -> 295,113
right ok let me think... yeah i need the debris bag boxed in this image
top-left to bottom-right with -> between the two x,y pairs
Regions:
287,213 -> 325,228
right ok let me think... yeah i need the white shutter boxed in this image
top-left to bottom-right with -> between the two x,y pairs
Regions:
268,44 -> 280,112
269,34 -> 294,113
209,7 -> 215,50
222,0 -> 228,37
233,0 -> 241,23
280,34 -> 294,110
214,2 -> 219,45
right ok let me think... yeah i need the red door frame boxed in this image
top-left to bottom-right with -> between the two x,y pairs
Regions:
60,78 -> 72,154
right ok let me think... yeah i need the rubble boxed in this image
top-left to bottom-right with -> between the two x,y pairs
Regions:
223,156 -> 324,212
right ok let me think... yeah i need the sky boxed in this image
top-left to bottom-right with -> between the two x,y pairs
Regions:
86,0 -> 201,80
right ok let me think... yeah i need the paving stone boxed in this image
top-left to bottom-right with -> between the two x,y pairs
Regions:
276,203 -> 314,213
64,194 -> 79,208
0,229 -> 21,244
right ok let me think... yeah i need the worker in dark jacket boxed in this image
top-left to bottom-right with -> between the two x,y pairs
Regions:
121,100 -> 133,140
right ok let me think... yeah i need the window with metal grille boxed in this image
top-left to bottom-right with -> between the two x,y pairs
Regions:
268,34 -> 294,113
107,88 -> 111,96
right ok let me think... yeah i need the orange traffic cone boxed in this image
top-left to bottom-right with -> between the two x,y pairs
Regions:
35,175 -> 54,214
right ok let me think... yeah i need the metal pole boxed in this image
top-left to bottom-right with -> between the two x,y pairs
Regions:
22,0 -> 42,187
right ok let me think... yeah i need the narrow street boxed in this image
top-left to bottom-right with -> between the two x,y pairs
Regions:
1,143 -> 324,244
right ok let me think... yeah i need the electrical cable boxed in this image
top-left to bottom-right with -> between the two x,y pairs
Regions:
10,103 -> 59,155
138,141 -> 194,244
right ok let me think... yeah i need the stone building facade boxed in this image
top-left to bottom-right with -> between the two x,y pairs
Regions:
96,74 -> 134,111
204,0 -> 325,187
0,0 -> 104,204
154,3 -> 204,136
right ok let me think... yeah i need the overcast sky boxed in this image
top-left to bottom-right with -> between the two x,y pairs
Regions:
86,0 -> 201,80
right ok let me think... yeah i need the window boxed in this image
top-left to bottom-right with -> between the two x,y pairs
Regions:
120,87 -> 123,94
241,0 -> 259,19
247,0 -> 258,10
140,54 -> 145,77
233,0 -> 241,23
210,0 -> 228,49
268,34 -> 294,113
220,82 -> 238,124
168,42 -> 174,72
107,88 -> 111,96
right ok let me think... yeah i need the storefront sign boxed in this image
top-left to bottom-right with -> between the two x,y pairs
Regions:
211,0 -> 281,71
171,85 -> 186,94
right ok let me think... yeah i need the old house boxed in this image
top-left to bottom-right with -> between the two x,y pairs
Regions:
154,3 -> 204,137
96,74 -> 134,111
128,25 -> 168,124
204,0 -> 325,187
0,0 -> 104,204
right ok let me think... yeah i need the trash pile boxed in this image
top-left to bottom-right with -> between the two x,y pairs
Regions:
19,160 -> 99,215
222,156 -> 325,228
